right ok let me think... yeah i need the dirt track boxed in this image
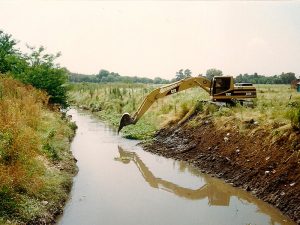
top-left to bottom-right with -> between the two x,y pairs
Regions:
142,114 -> 300,224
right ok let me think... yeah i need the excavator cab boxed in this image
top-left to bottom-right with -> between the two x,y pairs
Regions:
211,76 -> 233,95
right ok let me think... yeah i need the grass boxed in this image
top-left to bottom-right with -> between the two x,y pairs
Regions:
69,82 -> 300,140
230,84 -> 300,131
0,76 -> 77,224
68,82 -> 209,139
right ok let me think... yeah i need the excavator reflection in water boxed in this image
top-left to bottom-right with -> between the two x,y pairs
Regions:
115,146 -> 229,205
114,146 -> 295,225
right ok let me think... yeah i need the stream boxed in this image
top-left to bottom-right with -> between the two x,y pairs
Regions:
57,109 -> 295,225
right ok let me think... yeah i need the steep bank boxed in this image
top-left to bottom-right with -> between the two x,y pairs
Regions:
0,77 -> 77,225
142,112 -> 300,224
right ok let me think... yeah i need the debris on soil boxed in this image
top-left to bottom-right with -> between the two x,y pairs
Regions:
142,114 -> 300,224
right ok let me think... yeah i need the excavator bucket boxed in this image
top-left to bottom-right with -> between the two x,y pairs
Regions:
118,113 -> 134,133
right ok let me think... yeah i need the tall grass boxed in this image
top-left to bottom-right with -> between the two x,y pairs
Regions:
229,85 -> 300,130
69,82 -> 300,139
0,76 -> 76,224
69,82 -> 209,139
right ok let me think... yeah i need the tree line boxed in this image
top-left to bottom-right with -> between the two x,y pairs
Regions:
69,68 -> 223,84
235,72 -> 298,84
70,68 -> 298,85
70,69 -> 170,84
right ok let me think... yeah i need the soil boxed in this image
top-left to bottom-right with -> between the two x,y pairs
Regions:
142,113 -> 300,224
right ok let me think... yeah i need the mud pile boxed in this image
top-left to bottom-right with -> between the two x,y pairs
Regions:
142,114 -> 300,224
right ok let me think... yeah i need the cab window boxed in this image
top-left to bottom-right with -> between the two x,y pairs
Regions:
213,77 -> 231,94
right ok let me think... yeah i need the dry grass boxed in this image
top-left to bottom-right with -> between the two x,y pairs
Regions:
0,76 -> 76,224
213,85 -> 300,134
0,77 -> 47,194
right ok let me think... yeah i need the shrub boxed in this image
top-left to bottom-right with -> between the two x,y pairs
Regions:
288,108 -> 300,130
0,31 -> 68,107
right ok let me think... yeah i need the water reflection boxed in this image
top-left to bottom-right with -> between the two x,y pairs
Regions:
115,146 -> 295,225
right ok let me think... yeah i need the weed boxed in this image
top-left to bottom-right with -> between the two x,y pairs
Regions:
69,82 -> 210,139
0,187 -> 18,218
43,143 -> 59,160
0,76 -> 76,223
69,82 -> 300,139
288,108 -> 300,130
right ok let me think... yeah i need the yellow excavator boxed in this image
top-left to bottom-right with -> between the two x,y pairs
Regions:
118,76 -> 256,132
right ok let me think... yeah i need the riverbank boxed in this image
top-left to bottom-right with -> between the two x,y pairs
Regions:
0,77 -> 77,225
142,112 -> 300,224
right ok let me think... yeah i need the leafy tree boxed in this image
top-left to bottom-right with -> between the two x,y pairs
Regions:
0,30 -> 27,75
21,46 -> 69,106
279,72 -> 296,84
74,69 -> 170,84
0,30 -> 69,106
175,69 -> 184,81
206,68 -> 223,80
97,69 -> 110,81
175,69 -> 192,81
235,72 -> 297,84
184,69 -> 192,77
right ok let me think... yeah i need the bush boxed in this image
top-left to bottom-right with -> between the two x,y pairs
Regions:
288,108 -> 300,130
0,76 -> 76,222
0,31 -> 68,107
0,187 -> 17,217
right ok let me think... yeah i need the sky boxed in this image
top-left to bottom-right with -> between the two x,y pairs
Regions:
0,1 -> 300,79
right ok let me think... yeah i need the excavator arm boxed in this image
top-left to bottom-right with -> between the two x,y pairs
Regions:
118,76 -> 211,132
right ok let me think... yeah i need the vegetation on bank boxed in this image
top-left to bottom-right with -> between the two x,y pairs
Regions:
0,30 -> 76,224
0,30 -> 69,106
69,82 -> 300,140
0,76 -> 77,224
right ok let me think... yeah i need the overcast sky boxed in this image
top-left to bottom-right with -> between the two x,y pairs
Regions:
0,1 -> 299,79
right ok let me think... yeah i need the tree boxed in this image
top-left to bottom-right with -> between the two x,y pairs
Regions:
184,69 -> 192,77
0,30 -> 27,75
97,69 -> 110,82
279,72 -> 296,84
175,69 -> 192,81
21,46 -> 69,106
234,72 -> 297,84
0,31 -> 69,106
206,68 -> 223,80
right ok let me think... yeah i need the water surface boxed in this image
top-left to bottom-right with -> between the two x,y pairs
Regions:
58,109 -> 295,225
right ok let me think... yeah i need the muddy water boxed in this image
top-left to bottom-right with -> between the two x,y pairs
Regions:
57,109 -> 295,225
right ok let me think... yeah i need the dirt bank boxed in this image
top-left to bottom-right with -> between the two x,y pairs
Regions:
142,113 -> 300,224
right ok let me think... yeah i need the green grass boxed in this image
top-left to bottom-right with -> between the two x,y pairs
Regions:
68,82 -> 209,139
69,82 -> 300,139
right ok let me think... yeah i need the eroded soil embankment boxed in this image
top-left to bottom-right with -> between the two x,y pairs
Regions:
142,115 -> 300,224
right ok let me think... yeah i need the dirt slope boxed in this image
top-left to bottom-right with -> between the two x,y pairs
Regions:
142,114 -> 300,224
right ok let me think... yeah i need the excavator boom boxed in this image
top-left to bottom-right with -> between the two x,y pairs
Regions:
118,76 -> 256,132
118,76 -> 211,132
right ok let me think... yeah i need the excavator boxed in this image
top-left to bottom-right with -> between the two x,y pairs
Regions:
118,76 -> 256,132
